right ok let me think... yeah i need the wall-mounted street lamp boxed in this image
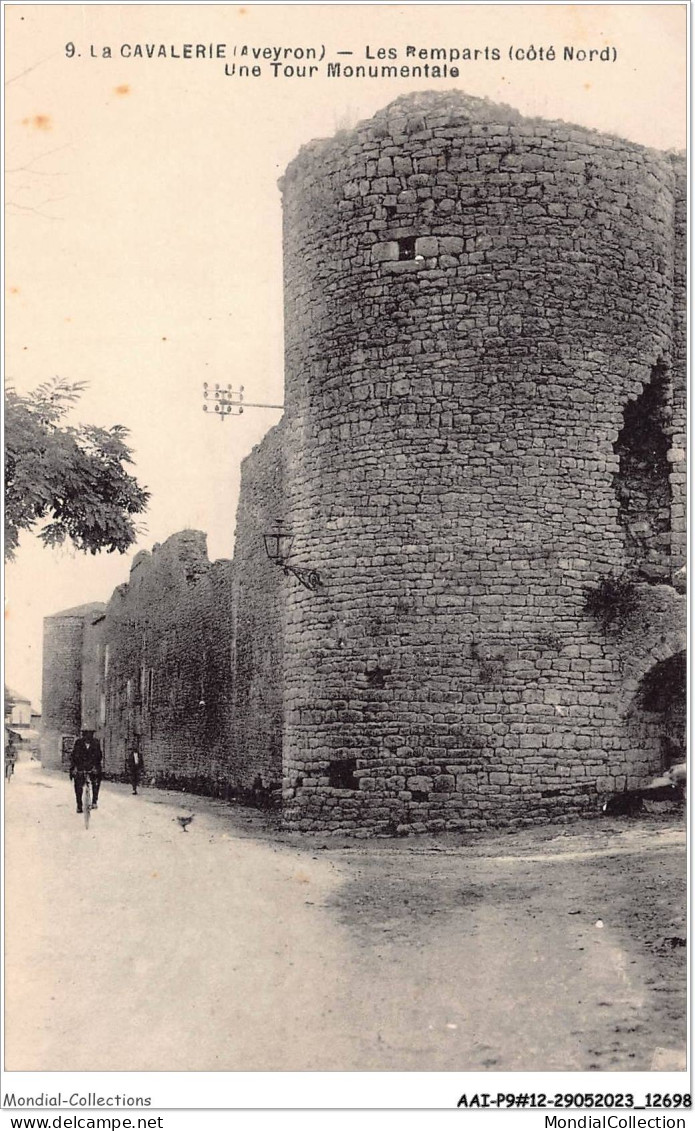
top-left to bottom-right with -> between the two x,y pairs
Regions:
202,383 -> 284,421
263,521 -> 322,592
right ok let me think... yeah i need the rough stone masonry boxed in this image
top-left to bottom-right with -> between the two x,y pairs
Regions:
42,91 -> 686,835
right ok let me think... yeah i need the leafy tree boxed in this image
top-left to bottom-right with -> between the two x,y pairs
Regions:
5,378 -> 149,560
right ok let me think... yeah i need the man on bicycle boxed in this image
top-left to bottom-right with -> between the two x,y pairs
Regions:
70,729 -> 103,814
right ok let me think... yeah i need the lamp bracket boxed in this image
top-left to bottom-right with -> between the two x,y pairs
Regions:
283,563 -> 322,592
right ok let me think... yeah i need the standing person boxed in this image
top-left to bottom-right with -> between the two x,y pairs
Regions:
4,727 -> 17,781
125,746 -> 144,795
70,729 -> 102,814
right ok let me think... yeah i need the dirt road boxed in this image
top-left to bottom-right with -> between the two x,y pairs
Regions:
4,761 -> 686,1071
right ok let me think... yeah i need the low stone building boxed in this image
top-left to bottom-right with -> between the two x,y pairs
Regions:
5,688 -> 33,730
42,91 -> 686,833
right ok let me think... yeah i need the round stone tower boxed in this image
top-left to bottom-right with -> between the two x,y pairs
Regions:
278,91 -> 685,833
41,602 -> 105,769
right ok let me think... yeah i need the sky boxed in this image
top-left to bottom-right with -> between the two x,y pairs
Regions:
4,2 -> 687,708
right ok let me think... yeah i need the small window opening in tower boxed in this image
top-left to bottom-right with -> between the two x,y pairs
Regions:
397,236 -> 417,261
328,757 -> 359,790
613,365 -> 672,582
366,666 -> 387,688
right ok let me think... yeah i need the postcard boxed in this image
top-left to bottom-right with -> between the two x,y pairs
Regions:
3,3 -> 688,1123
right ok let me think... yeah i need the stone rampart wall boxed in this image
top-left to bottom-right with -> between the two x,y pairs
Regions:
93,532 -> 236,794
231,424 -> 286,796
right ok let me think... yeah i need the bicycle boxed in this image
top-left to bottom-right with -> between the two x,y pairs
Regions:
82,775 -> 92,829
74,771 -> 98,829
